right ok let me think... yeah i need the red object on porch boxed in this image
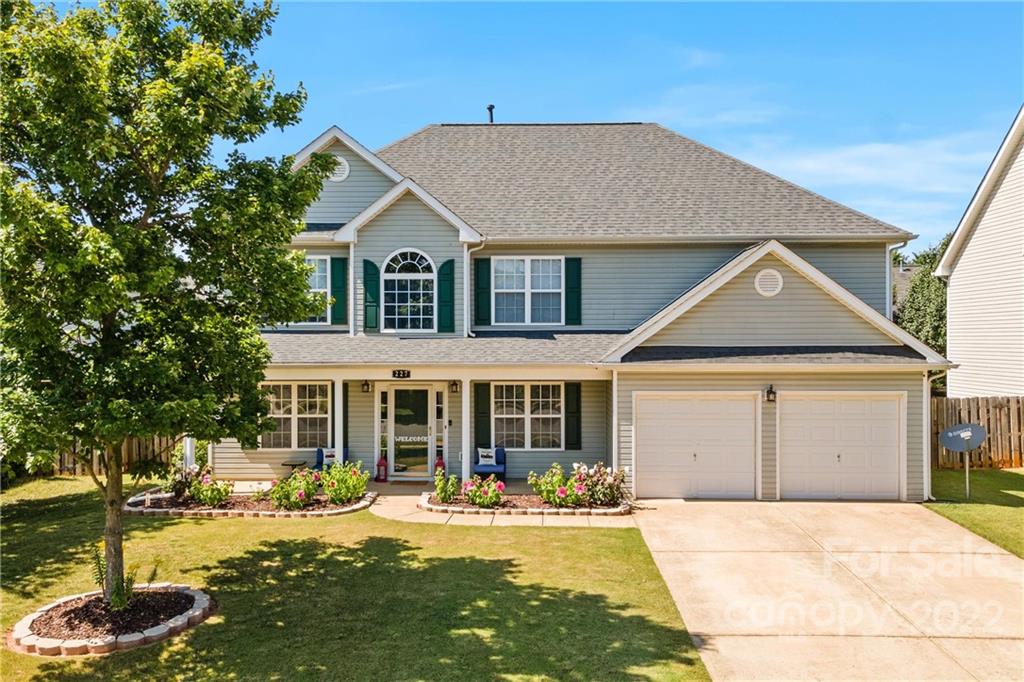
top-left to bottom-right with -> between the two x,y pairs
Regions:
434,454 -> 445,475
375,454 -> 388,483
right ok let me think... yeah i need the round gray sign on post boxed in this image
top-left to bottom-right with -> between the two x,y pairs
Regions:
939,423 -> 988,453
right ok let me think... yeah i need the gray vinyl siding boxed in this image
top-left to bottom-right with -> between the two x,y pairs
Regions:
616,372 -> 925,502
303,141 -> 395,225
347,383 -> 375,471
946,135 -> 1024,397
644,254 -> 896,346
470,380 -> 609,479
472,242 -> 889,331
353,194 -> 464,336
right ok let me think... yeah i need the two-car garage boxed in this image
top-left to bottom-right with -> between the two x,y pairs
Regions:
632,390 -> 906,501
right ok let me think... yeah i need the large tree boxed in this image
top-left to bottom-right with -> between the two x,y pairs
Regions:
0,0 -> 332,603
894,232 -> 954,355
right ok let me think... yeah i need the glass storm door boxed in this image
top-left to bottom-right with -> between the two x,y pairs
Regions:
391,389 -> 431,477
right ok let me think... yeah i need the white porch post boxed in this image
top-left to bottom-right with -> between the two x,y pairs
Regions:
461,377 -> 471,481
334,377 -> 345,459
182,437 -> 196,469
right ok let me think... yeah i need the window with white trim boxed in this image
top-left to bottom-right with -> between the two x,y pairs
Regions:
260,382 -> 331,449
305,256 -> 330,324
493,257 -> 563,324
492,383 -> 563,450
383,250 -> 435,331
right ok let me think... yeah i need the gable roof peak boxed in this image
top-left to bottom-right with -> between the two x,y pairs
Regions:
293,125 -> 404,183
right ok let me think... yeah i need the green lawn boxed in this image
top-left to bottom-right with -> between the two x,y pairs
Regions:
1,477 -> 706,681
926,467 -> 1024,558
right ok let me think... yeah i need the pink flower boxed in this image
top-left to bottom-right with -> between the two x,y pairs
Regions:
313,472 -> 321,482
463,481 -> 475,491
575,484 -> 585,495
556,486 -> 567,498
271,479 -> 278,486
202,475 -> 211,484
296,490 -> 305,500
496,481 -> 506,492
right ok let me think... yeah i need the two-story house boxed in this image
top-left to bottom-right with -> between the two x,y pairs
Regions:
210,122 -> 949,502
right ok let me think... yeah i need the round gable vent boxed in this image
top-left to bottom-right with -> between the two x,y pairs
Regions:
754,268 -> 784,297
328,154 -> 350,182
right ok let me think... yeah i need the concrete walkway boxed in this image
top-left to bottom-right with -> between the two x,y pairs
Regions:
634,500 -> 1024,681
369,492 -> 635,527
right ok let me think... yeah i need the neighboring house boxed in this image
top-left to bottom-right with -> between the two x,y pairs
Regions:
935,107 -> 1024,398
210,122 -> 949,501
891,264 -> 920,314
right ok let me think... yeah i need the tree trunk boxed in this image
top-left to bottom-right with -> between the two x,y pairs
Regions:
103,442 -> 125,603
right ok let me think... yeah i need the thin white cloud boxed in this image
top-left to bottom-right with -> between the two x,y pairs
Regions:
674,47 -> 721,71
347,80 -> 426,96
621,84 -> 782,127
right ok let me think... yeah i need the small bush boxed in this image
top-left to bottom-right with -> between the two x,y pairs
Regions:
189,468 -> 233,507
268,469 -> 320,510
321,461 -> 369,505
463,474 -> 504,508
528,462 -> 627,507
161,460 -> 199,499
434,468 -> 460,503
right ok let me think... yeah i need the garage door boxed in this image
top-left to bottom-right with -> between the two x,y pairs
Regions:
635,393 -> 757,499
779,393 -> 902,500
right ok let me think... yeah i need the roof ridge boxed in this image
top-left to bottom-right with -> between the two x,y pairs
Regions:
436,122 -> 647,127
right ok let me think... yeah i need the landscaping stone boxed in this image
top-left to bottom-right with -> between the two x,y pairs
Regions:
116,633 -> 145,650
166,615 -> 188,635
60,639 -> 89,655
87,636 -> 116,654
19,634 -> 40,653
142,624 -> 170,643
34,638 -> 63,656
186,608 -> 205,626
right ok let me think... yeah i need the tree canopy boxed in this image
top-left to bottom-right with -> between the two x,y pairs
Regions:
894,233 -> 953,355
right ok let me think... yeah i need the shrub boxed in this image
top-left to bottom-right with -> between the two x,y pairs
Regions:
188,468 -> 233,507
434,468 -> 460,503
321,461 -> 369,505
528,462 -> 628,507
268,469 -> 320,510
90,542 -> 159,611
463,474 -> 504,508
161,460 -> 199,499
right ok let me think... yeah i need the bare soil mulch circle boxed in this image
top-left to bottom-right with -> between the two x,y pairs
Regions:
30,589 -> 197,640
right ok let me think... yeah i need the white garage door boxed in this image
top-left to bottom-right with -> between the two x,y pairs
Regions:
635,393 -> 757,499
779,393 -> 902,500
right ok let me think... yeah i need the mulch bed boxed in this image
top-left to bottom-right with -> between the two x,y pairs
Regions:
428,493 -> 620,510
30,590 -> 197,640
134,493 -> 359,512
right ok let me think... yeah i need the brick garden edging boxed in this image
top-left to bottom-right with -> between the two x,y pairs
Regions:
417,492 -> 632,516
123,489 -> 377,518
7,584 -> 213,657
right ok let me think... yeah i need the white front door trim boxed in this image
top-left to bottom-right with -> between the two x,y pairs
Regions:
776,390 -> 907,501
375,381 -> 448,480
631,390 -> 762,500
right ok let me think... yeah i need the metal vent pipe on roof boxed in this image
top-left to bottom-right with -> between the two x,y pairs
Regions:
487,104 -> 494,123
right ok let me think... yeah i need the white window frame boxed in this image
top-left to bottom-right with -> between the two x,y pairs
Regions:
381,248 -> 437,333
304,255 -> 331,325
491,256 -> 565,326
491,381 -> 566,451
259,381 -> 332,451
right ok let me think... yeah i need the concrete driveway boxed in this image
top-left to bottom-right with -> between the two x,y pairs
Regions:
635,501 -> 1024,681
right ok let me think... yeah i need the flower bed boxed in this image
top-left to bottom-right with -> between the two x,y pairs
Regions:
124,489 -> 377,518
7,584 -> 213,657
418,492 -> 631,516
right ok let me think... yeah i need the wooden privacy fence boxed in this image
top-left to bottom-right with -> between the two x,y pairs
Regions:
55,436 -> 181,475
931,396 -> 1024,469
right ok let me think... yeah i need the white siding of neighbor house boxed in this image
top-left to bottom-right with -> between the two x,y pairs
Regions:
303,141 -> 396,225
616,372 -> 925,502
947,135 -> 1024,397
471,242 -> 890,331
643,254 -> 897,347
353,194 -> 464,336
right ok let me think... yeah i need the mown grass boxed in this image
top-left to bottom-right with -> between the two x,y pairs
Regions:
926,468 -> 1024,557
1,476 -> 707,681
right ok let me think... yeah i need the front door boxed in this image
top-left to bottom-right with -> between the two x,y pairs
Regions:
391,388 -> 432,477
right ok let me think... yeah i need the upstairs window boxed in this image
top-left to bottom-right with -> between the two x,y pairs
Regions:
493,257 -> 563,324
383,249 -> 435,331
305,256 -> 330,324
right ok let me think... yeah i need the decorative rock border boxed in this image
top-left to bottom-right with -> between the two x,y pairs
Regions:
417,492 -> 631,516
7,584 -> 213,657
123,489 -> 377,519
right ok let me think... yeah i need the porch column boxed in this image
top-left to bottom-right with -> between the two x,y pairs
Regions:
333,377 -> 345,459
182,437 -> 196,469
461,377 -> 471,481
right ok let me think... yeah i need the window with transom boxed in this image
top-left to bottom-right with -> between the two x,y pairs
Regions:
383,250 -> 435,331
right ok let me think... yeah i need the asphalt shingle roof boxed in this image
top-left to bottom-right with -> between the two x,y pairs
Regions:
377,123 -> 913,242
263,330 -> 626,365
621,345 -> 928,364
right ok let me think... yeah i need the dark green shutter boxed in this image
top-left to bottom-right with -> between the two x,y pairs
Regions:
330,257 -> 347,326
473,382 -> 491,448
474,258 -> 491,326
363,259 -> 380,331
565,382 -> 582,450
342,381 -> 349,450
438,259 -> 455,333
565,257 -> 582,326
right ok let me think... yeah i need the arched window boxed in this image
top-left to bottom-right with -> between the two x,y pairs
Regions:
382,249 -> 435,331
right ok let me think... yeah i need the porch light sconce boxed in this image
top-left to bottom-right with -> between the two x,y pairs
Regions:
765,384 -> 776,403
361,380 -> 371,394
449,380 -> 460,394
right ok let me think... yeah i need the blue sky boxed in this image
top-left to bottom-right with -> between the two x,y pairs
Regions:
238,2 -> 1021,251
